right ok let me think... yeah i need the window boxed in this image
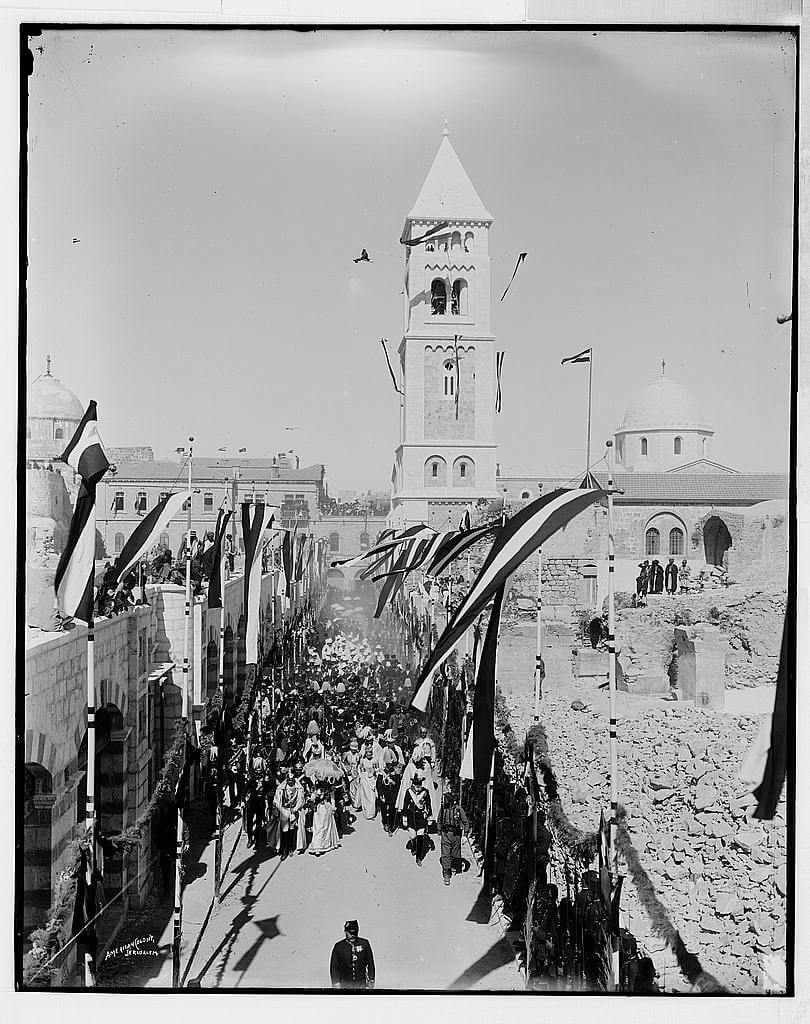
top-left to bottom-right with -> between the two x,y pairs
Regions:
432,463 -> 439,478
135,491 -> 147,513
431,279 -> 447,315
115,532 -> 125,553
464,231 -> 474,253
460,463 -> 466,478
359,532 -> 370,552
521,490 -> 531,499
443,361 -> 455,398
54,427 -> 64,440
453,457 -> 475,487
451,231 -> 462,251
113,491 -> 124,512
425,240 -> 435,252
702,437 -> 707,455
645,528 -> 660,556
451,279 -> 468,316
425,457 -> 447,487
295,493 -> 304,501
674,436 -> 683,455
640,437 -> 648,456
204,492 -> 213,511
669,527 -> 684,556
329,532 -> 340,553
159,532 -> 170,548
159,491 -> 170,503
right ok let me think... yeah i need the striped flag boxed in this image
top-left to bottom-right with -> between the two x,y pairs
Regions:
282,527 -> 294,596
332,525 -> 434,570
499,252 -> 527,303
495,351 -> 505,413
54,402 -> 112,623
453,335 -> 461,420
400,221 -> 449,246
424,523 -> 497,578
373,543 -> 415,618
460,587 -> 503,780
459,507 -> 472,532
561,347 -> 591,365
59,399 -> 110,486
207,508 -> 233,610
370,532 -> 448,582
112,492 -> 188,587
411,488 -> 605,711
242,502 -> 277,664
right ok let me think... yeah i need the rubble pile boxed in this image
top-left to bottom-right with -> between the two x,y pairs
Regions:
506,691 -> 787,993
616,577 -> 786,688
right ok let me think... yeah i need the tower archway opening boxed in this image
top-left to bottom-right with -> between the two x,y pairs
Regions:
703,516 -> 732,567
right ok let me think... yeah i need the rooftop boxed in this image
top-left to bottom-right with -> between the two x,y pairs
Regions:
500,472 -> 788,504
407,125 -> 492,223
111,459 -> 325,483
618,365 -> 711,433
28,357 -> 84,421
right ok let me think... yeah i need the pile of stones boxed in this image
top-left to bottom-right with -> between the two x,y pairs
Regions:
506,691 -> 787,992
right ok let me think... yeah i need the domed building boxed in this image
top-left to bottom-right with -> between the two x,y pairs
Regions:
27,357 -> 85,460
615,362 -> 717,473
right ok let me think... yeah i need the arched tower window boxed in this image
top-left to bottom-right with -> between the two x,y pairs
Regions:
463,231 -> 474,253
431,278 -> 447,315
674,436 -> 683,455
452,279 -> 468,316
443,361 -> 455,398
640,437 -> 648,456
115,532 -> 125,554
54,426 -> 64,440
669,527 -> 684,556
453,457 -> 475,487
702,437 -> 707,455
159,532 -> 170,548
329,532 -> 340,553
425,457 -> 447,487
451,231 -> 462,251
645,528 -> 660,556
521,490 -> 531,499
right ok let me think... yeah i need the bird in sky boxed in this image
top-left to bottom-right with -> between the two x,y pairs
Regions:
353,249 -> 371,264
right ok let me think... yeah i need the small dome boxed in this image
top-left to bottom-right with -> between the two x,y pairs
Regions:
28,365 -> 84,422
619,371 -> 709,431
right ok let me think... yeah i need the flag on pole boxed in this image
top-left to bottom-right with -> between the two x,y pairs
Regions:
499,252 -> 527,302
242,502 -> 276,664
495,351 -> 505,413
460,587 -> 503,781
561,348 -> 592,365
410,488 -> 606,711
71,845 -> 98,970
54,402 -> 112,623
111,492 -> 188,587
282,528 -> 294,596
207,508 -> 233,610
370,533 -> 447,581
380,338 -> 403,395
59,400 -> 110,486
453,335 -> 461,420
331,525 -> 434,569
424,523 -> 498,578
373,543 -> 415,618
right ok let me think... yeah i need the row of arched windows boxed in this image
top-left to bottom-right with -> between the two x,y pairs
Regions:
431,278 -> 469,316
328,532 -> 370,554
645,527 -> 684,557
424,456 -> 475,487
114,530 -> 170,554
638,436 -> 702,457
425,230 -> 475,254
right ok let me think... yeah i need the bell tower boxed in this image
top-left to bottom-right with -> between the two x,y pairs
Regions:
390,125 -> 499,528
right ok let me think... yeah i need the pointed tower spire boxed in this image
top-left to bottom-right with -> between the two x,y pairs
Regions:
407,129 -> 492,222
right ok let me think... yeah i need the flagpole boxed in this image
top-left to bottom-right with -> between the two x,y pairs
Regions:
533,547 -> 543,721
84,614 -> 97,988
586,349 -> 593,473
605,439 -> 620,989
173,437 -> 193,988
214,500 -> 228,903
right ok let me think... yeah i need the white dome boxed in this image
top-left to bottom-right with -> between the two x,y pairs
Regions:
28,369 -> 84,422
619,373 -> 710,432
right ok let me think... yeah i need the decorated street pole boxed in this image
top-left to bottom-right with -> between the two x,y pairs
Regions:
605,438 -> 620,989
533,547 -> 543,721
172,437 -> 193,988
84,614 -> 97,987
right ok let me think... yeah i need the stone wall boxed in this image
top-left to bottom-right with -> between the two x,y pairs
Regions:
423,343 -> 476,440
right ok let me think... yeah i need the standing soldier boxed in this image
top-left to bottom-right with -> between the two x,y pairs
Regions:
437,788 -> 469,885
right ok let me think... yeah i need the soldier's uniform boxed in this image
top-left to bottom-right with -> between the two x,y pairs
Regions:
330,925 -> 376,990
438,796 -> 469,884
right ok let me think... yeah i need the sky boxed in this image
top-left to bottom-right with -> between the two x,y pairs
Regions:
25,28 -> 796,490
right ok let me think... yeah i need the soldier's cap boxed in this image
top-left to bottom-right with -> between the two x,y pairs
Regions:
344,920 -> 359,934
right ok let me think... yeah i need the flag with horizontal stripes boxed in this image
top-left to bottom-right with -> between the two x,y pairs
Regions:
460,586 -> 503,781
411,488 -> 606,711
424,522 -> 497,578
400,221 -> 449,246
370,532 -> 448,582
357,546 -> 396,582
495,351 -> 505,413
561,347 -> 591,365
331,525 -> 434,569
207,507 -> 233,610
112,491 -> 188,588
59,399 -> 110,486
373,543 -> 415,618
54,482 -> 98,624
242,502 -> 277,664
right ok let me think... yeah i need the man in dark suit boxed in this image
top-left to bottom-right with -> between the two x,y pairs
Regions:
330,920 -> 376,989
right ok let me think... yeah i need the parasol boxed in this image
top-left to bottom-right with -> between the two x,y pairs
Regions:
304,757 -> 345,783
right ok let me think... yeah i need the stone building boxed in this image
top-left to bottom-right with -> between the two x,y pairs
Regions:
317,513 -> 389,592
390,126 -> 499,528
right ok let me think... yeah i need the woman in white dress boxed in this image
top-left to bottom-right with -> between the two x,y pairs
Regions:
308,783 -> 341,856
358,743 -> 378,819
342,739 -> 362,810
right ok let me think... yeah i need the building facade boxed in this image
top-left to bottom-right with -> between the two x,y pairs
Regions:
390,126 -> 499,529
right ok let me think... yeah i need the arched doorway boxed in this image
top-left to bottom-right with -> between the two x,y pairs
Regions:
703,516 -> 732,566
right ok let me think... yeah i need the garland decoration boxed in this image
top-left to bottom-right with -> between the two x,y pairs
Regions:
614,805 -> 728,993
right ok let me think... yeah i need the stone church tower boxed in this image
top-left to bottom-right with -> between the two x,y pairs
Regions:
390,126 -> 499,529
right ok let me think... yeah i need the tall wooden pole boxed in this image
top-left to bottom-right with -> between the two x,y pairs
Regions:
533,548 -> 543,721
586,349 -> 594,474
214,500 -> 227,904
606,439 -> 620,989
173,438 -> 193,988
84,619 -> 97,987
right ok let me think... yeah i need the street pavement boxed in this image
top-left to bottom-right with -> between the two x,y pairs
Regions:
182,810 -> 521,991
